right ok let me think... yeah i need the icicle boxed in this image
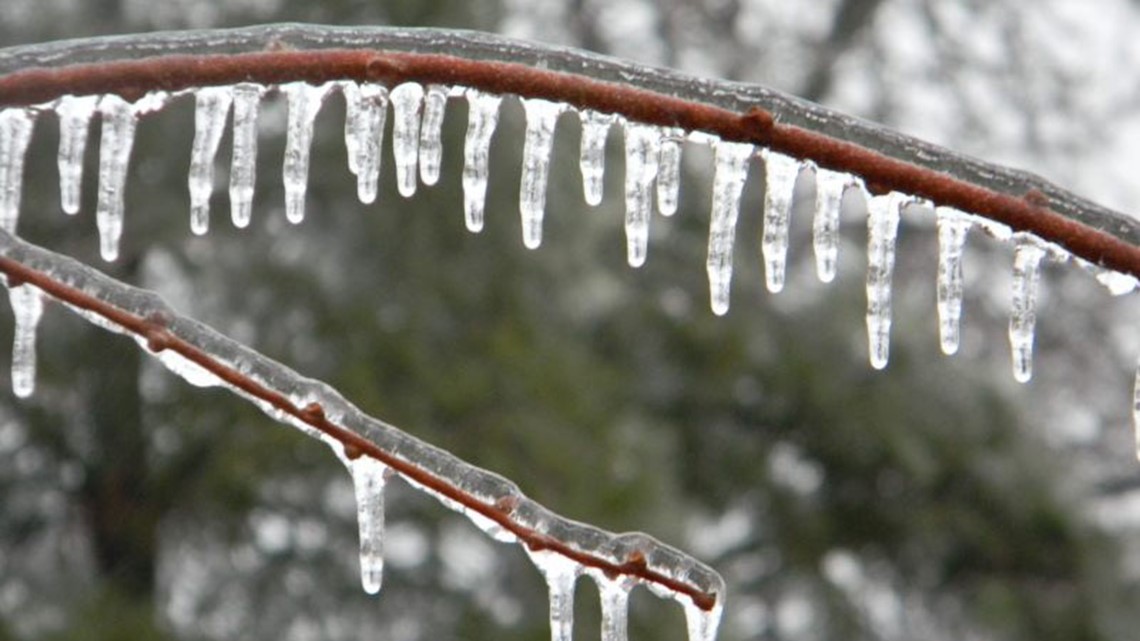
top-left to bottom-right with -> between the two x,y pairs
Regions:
281,82 -> 331,225
623,123 -> 661,267
95,95 -> 139,262
935,207 -> 972,355
418,84 -> 448,186
0,109 -> 35,234
594,576 -> 633,641
461,89 -> 502,233
55,96 -> 98,216
812,168 -> 849,283
519,98 -> 565,249
579,110 -> 614,207
390,82 -> 424,198
760,150 -> 801,293
706,141 -> 754,315
656,129 -> 683,216
7,284 -> 43,399
525,548 -> 580,641
1009,236 -> 1046,383
865,192 -> 907,370
187,87 -> 233,236
229,83 -> 263,228
681,598 -> 723,641
350,455 -> 388,595
342,82 -> 388,205
1133,359 -> 1140,461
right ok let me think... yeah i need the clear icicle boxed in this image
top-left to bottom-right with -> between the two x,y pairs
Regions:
188,87 -> 234,236
461,89 -> 502,233
281,82 -> 331,225
526,548 -> 580,641
812,167 -> 849,283
390,82 -> 424,198
578,110 -> 614,207
342,81 -> 388,205
96,95 -> 139,262
623,123 -> 661,267
595,576 -> 633,641
761,150 -> 801,293
55,96 -> 98,216
0,109 -> 35,233
865,192 -> 907,370
706,141 -> 754,315
229,83 -> 263,228
1133,359 -> 1140,461
350,456 -> 388,595
7,284 -> 43,399
418,84 -> 448,186
519,98 -> 565,249
682,598 -> 723,641
936,207 -> 972,355
656,129 -> 683,216
1009,236 -> 1046,383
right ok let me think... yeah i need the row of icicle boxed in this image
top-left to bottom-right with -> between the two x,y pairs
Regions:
2,77 -> 1140,641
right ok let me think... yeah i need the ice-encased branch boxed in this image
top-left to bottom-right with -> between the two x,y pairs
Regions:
0,24 -> 1137,279
0,227 -> 724,615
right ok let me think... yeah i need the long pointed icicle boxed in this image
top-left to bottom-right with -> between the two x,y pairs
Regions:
461,89 -> 502,233
350,456 -> 388,595
866,192 -> 907,370
595,576 -> 633,641
188,87 -> 234,236
682,598 -> 724,641
623,123 -> 661,267
936,207 -> 973,355
1009,236 -> 1046,383
282,82 -> 332,225
578,110 -> 614,207
526,548 -> 580,641
229,83 -> 263,229
519,98 -> 565,249
7,284 -> 43,399
55,96 -> 98,216
761,150 -> 801,293
390,82 -> 424,198
1133,359 -> 1140,461
95,95 -> 139,262
706,141 -> 754,316
342,81 -> 388,205
0,109 -> 35,234
812,167 -> 849,283
656,129 -> 683,217
418,84 -> 449,186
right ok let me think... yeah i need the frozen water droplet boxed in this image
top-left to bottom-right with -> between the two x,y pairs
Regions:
342,81 -> 388,205
418,84 -> 448,186
390,82 -> 424,198
761,150 -> 802,293
282,82 -> 332,225
351,456 -> 388,595
520,98 -> 565,250
706,141 -> 753,315
96,94 -> 140,262
7,284 -> 43,399
579,110 -> 614,207
812,167 -> 850,283
936,207 -> 972,355
188,87 -> 233,236
462,89 -> 502,233
623,123 -> 661,268
656,129 -> 683,217
681,597 -> 723,641
229,83 -> 263,229
866,192 -> 907,370
0,109 -> 35,234
1009,235 -> 1046,383
525,547 -> 580,641
1076,258 -> 1139,296
55,96 -> 98,216
594,575 -> 633,641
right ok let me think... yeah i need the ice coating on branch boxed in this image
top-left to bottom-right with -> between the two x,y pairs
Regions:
282,82 -> 332,225
55,96 -> 98,216
706,141 -> 754,315
520,98 -> 565,249
1009,236 -> 1046,383
342,81 -> 388,205
188,87 -> 233,236
1074,258 -> 1139,296
593,574 -> 633,641
7,284 -> 43,399
812,167 -> 850,283
761,150 -> 802,293
865,192 -> 907,370
96,95 -> 140,262
350,455 -> 388,595
656,129 -> 683,217
462,89 -> 502,233
526,548 -> 580,641
0,109 -> 35,234
418,84 -> 448,186
229,83 -> 263,228
623,123 -> 661,267
578,110 -> 614,207
390,82 -> 424,198
936,207 -> 972,355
